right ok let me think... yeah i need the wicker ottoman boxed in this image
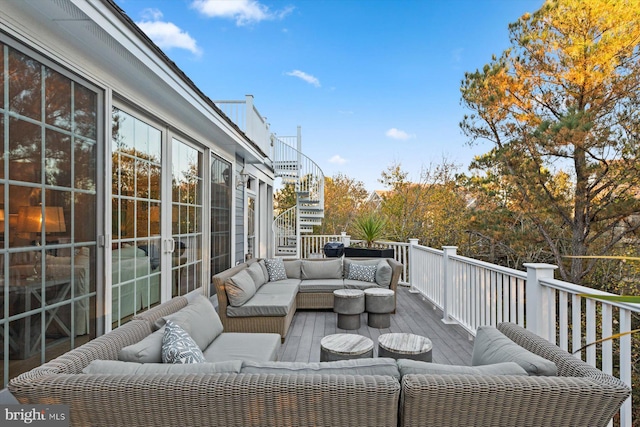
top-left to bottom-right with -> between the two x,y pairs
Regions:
333,289 -> 365,330
364,288 -> 395,328
320,334 -> 374,361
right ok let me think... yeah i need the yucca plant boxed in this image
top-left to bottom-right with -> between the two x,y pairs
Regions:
353,212 -> 387,248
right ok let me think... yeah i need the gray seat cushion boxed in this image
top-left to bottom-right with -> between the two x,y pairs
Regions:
344,279 -> 383,291
226,282 -> 298,317
397,359 -> 528,377
241,357 -> 400,379
83,360 -> 243,374
472,326 -> 558,376
298,279 -> 345,293
203,332 -> 280,362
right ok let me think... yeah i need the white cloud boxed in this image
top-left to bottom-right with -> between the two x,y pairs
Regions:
285,70 -> 320,87
385,128 -> 415,140
141,8 -> 164,21
191,0 -> 294,26
329,155 -> 347,165
137,12 -> 202,56
451,47 -> 463,63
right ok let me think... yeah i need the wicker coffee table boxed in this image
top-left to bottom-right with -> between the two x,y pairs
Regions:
378,333 -> 432,362
320,333 -> 374,362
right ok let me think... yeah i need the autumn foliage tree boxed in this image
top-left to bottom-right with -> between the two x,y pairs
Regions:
460,0 -> 640,284
379,161 -> 469,248
317,173 -> 369,235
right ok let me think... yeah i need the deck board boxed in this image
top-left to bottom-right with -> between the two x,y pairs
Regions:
278,286 -> 474,364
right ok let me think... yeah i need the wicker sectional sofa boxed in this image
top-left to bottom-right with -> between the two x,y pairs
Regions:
212,257 -> 403,341
9,290 -> 631,427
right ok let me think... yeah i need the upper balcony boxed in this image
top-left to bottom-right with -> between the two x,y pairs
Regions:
215,95 -> 273,159
296,234 -> 640,426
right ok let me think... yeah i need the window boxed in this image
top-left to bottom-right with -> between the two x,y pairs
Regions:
210,155 -> 231,281
0,42 -> 99,386
111,108 -> 162,327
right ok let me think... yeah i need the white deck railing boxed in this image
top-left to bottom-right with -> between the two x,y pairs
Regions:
408,243 -> 638,427
214,95 -> 271,155
299,235 -> 638,425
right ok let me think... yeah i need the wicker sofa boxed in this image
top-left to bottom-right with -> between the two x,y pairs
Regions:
9,290 -> 630,427
212,257 -> 403,341
9,290 -> 401,427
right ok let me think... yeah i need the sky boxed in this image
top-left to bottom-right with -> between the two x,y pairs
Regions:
116,0 -> 544,191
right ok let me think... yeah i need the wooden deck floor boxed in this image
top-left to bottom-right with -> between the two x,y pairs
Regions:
278,285 -> 475,364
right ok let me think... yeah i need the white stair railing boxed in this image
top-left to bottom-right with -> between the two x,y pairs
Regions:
272,134 -> 325,257
273,206 -> 297,256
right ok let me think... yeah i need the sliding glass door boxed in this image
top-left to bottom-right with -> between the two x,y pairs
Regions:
171,139 -> 203,297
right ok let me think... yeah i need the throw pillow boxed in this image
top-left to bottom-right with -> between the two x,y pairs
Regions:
161,320 -> 206,364
225,270 -> 257,307
472,325 -> 558,376
348,263 -> 377,282
264,258 -> 287,281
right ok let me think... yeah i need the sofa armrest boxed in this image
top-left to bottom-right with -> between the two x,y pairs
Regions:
401,373 -> 630,427
212,260 -> 259,322
385,258 -> 402,292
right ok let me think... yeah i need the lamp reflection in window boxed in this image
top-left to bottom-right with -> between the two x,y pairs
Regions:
17,206 -> 67,279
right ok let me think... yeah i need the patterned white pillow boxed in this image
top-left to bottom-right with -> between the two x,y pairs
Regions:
161,320 -> 206,364
348,263 -> 377,283
264,258 -> 287,281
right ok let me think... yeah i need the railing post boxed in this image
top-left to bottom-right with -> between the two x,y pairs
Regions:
523,263 -> 557,340
408,239 -> 419,293
341,232 -> 351,248
245,94 -> 254,138
442,246 -> 457,324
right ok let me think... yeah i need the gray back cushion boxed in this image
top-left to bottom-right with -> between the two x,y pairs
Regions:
283,259 -> 301,279
246,262 -> 267,290
242,357 -> 400,379
156,295 -> 224,351
301,259 -> 343,280
374,260 -> 392,287
225,269 -> 257,307
258,260 -> 270,283
472,325 -> 558,376
398,359 -> 528,377
83,360 -> 242,374
118,327 -> 164,363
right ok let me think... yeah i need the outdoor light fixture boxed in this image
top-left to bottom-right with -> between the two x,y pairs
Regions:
236,168 -> 249,188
